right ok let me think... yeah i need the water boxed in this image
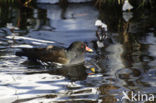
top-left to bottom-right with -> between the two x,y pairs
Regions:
0,2 -> 156,103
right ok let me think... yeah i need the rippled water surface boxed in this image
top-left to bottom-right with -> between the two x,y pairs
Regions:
0,2 -> 156,103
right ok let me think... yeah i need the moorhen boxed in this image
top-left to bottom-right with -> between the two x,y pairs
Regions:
16,41 -> 93,65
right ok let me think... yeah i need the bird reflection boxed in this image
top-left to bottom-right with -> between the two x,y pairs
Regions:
52,64 -> 89,81
25,63 -> 93,82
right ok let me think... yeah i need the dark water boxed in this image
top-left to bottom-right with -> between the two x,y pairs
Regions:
0,2 -> 156,103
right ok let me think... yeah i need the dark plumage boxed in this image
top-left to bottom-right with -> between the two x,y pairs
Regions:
16,41 -> 93,65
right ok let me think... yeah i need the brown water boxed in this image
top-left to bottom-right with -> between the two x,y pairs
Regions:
0,2 -> 156,103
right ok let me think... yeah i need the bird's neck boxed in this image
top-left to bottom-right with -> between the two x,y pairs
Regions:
66,49 -> 84,59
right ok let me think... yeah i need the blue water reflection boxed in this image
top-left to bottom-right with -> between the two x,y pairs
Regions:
0,2 -> 156,103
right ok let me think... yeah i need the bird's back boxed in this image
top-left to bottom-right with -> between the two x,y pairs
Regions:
16,46 -> 69,64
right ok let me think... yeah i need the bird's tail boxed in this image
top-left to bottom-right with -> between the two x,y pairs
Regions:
15,48 -> 29,56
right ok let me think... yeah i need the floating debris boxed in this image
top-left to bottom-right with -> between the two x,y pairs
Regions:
95,20 -> 103,26
122,0 -> 133,11
95,20 -> 107,31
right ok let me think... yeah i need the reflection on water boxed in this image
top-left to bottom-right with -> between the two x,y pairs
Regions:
0,2 -> 156,103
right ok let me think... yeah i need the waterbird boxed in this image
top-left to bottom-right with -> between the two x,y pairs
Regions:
16,41 -> 93,66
